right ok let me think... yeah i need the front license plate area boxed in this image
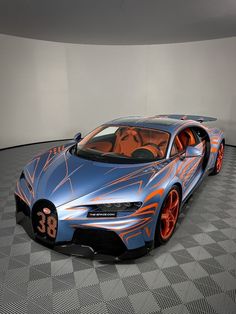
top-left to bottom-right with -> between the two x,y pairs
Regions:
32,200 -> 58,244
35,211 -> 58,239
87,212 -> 117,218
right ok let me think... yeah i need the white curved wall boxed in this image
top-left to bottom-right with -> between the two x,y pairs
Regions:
0,34 -> 236,148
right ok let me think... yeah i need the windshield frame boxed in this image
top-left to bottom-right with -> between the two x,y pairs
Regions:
74,124 -> 171,164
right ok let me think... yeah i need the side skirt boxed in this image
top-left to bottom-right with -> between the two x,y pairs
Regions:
180,168 -> 213,210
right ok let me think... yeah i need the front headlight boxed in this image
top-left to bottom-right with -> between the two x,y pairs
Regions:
94,202 -> 142,212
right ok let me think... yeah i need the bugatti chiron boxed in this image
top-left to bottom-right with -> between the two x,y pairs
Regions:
15,114 -> 225,259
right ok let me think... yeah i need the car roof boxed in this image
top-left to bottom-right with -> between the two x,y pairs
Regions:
105,116 -> 193,133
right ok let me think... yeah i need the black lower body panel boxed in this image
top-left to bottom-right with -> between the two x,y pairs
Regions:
15,195 -> 150,260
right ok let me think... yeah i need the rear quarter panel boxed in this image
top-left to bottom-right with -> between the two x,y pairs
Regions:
206,127 -> 225,170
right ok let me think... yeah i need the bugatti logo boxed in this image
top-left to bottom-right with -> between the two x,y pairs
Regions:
43,207 -> 51,215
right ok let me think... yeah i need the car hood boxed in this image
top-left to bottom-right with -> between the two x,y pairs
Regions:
24,147 -> 166,207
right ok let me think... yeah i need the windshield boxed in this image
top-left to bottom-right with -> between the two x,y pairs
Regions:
73,125 -> 170,164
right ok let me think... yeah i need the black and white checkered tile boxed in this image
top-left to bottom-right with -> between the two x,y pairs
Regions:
0,142 -> 236,314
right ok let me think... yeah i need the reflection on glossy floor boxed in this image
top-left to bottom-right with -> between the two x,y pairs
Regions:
0,142 -> 236,314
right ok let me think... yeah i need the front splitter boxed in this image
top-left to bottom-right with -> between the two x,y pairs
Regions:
16,211 -> 150,260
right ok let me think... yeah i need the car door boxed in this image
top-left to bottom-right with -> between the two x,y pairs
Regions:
171,127 -> 204,193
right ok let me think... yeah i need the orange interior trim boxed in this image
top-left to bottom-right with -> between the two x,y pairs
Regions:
86,141 -> 112,152
114,128 -> 142,156
175,135 -> 183,151
185,129 -> 196,146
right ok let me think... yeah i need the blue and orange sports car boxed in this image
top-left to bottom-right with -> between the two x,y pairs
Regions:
15,114 -> 225,259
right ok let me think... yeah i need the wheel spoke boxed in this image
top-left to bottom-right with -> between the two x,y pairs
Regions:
169,191 -> 173,208
171,197 -> 179,210
160,189 -> 180,240
162,219 -> 170,236
216,144 -> 224,172
168,212 -> 175,222
161,213 -> 169,220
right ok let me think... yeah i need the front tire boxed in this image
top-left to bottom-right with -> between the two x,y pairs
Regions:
211,142 -> 224,175
155,186 -> 181,246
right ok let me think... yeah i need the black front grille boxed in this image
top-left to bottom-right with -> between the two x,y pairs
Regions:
15,194 -> 30,217
73,228 -> 127,256
32,199 -> 58,245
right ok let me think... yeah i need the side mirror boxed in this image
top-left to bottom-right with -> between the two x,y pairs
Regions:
185,146 -> 203,158
73,132 -> 82,142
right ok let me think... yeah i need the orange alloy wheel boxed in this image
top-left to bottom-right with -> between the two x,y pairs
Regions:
216,143 -> 224,173
160,189 -> 180,240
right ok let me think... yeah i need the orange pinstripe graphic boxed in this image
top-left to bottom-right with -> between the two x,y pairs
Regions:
26,180 -> 34,198
50,155 -> 84,197
179,161 -> 193,179
104,167 -> 118,175
64,206 -> 88,211
126,232 -> 142,243
131,203 -> 158,216
179,158 -> 196,179
105,162 -> 160,188
90,180 -> 144,202
66,216 -> 121,221
68,203 -> 158,243
182,158 -> 202,185
25,157 -> 40,184
185,159 -> 201,177
144,189 -> 164,203
15,182 -> 31,206
151,159 -> 177,190
50,154 -> 70,195
180,163 -> 196,182
132,210 -> 155,217
176,159 -> 185,175
82,217 -> 148,230
79,126 -> 104,146
63,203 -> 158,222
70,224 -> 81,228
145,226 -> 152,237
24,158 -> 41,198
177,142 -> 203,180
43,152 -> 59,172
120,217 -> 152,241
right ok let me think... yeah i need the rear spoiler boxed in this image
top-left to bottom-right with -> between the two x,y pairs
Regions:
156,114 -> 217,123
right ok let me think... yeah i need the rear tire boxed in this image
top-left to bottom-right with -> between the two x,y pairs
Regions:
155,185 -> 181,246
211,142 -> 224,175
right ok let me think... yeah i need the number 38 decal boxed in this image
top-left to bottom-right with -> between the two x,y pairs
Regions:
37,211 -> 57,238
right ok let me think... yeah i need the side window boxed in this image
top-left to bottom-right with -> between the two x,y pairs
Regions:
93,126 -> 119,138
170,135 -> 184,156
178,128 -> 197,150
171,127 -> 197,157
170,141 -> 178,156
192,127 -> 206,143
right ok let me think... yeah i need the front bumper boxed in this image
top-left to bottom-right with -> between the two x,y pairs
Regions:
15,195 -> 151,260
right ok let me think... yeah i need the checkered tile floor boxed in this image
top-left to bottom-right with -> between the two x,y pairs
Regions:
0,142 -> 236,314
